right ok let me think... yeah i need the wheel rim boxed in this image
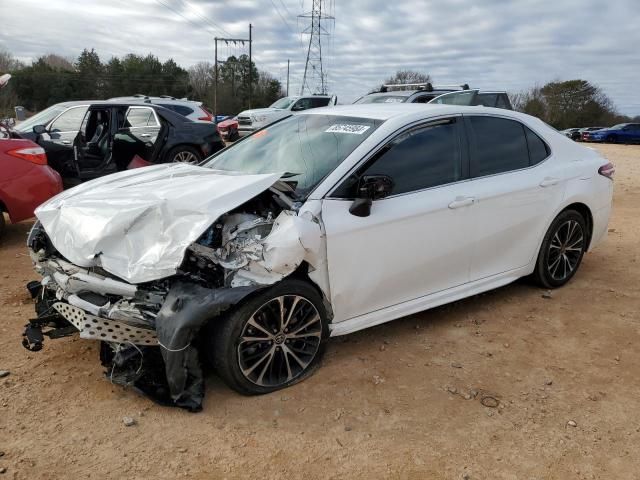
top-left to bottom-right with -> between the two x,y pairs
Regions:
173,151 -> 197,164
237,295 -> 322,387
547,220 -> 584,281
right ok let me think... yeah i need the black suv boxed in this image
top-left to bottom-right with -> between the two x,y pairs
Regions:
14,101 -> 224,185
354,83 -> 513,109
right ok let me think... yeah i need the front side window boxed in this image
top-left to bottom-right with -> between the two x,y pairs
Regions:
204,114 -> 380,197
15,104 -> 68,133
49,106 -> 88,132
345,118 -> 462,196
466,116 -> 530,177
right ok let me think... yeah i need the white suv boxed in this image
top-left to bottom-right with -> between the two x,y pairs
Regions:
237,95 -> 337,135
108,95 -> 214,123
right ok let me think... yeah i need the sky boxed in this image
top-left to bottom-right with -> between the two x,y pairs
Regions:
1,0 -> 639,115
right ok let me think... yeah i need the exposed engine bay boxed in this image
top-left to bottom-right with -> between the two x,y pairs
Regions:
24,170 -> 326,412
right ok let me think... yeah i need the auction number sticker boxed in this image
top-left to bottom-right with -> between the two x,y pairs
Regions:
325,124 -> 371,135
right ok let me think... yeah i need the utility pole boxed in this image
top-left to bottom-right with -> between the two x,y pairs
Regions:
214,38 -> 218,120
213,27 -> 252,120
286,59 -> 290,96
248,23 -> 253,109
299,0 -> 333,95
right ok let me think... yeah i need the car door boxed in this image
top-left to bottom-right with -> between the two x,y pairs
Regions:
37,105 -> 88,173
321,116 -> 475,322
112,106 -> 163,168
461,114 -> 566,281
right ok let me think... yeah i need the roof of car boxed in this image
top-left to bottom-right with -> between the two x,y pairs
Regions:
301,103 -> 526,121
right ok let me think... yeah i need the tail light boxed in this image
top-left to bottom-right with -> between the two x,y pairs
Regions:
198,106 -> 213,122
7,146 -> 47,165
598,162 -> 615,180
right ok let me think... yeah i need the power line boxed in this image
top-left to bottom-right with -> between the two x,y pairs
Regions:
270,0 -> 295,34
154,0 -> 225,38
177,0 -> 233,37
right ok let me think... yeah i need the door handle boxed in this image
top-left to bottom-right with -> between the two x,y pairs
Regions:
62,140 -> 71,144
140,133 -> 151,138
539,177 -> 559,187
448,196 -> 476,209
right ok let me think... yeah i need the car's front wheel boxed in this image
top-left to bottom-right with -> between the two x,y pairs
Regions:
209,279 -> 329,395
533,209 -> 588,288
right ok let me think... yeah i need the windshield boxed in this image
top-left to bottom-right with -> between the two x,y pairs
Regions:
204,114 -> 381,197
269,97 -> 296,109
354,95 -> 408,104
15,104 -> 70,132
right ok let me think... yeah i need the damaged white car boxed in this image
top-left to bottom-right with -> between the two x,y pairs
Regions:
24,104 -> 613,411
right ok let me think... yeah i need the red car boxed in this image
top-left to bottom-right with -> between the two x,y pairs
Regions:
216,117 -> 239,142
0,137 -> 63,235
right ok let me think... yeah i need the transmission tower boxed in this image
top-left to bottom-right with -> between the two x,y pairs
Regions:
299,0 -> 334,95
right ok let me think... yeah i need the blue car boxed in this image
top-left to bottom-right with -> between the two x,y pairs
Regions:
589,123 -> 640,144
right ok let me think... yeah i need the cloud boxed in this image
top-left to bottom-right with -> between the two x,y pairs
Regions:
0,0 -> 638,115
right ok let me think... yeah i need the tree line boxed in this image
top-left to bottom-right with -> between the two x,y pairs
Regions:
0,48 -> 284,117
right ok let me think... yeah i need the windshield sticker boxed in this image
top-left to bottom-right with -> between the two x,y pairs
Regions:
384,98 -> 404,103
325,124 -> 371,135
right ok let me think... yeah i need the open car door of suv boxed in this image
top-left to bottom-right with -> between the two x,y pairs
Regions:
112,106 -> 167,170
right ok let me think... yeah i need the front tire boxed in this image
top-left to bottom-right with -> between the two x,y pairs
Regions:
606,135 -> 617,144
533,210 -> 588,288
209,279 -> 329,395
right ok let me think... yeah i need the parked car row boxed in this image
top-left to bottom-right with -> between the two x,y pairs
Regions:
10,100 -> 224,187
561,124 -> 640,144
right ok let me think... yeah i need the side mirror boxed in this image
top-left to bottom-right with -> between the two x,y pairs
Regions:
349,174 -> 394,217
291,104 -> 305,111
33,125 -> 46,135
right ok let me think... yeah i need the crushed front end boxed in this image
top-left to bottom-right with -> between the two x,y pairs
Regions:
22,170 -> 325,412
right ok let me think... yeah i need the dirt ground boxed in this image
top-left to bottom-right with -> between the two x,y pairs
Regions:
0,144 -> 638,480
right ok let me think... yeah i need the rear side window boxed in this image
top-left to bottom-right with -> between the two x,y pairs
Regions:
466,116 -> 530,177
476,93 -> 498,107
360,119 -> 462,195
125,107 -> 158,128
525,126 -> 550,165
311,97 -> 331,108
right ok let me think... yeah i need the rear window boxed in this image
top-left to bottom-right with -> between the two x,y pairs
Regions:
160,104 -> 194,117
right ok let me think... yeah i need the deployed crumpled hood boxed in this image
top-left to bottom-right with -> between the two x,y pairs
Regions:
35,164 -> 282,284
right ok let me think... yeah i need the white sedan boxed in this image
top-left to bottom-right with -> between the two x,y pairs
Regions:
26,104 -> 613,410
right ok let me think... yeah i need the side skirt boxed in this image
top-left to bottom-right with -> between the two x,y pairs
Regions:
329,265 -> 532,337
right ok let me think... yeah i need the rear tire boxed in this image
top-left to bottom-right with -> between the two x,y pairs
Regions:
533,209 -> 587,288
0,212 -> 6,238
167,145 -> 202,164
208,279 -> 329,395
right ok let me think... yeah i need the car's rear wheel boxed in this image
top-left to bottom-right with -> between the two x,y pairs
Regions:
209,279 -> 329,395
168,145 -> 202,164
533,209 -> 588,288
0,212 -> 6,237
